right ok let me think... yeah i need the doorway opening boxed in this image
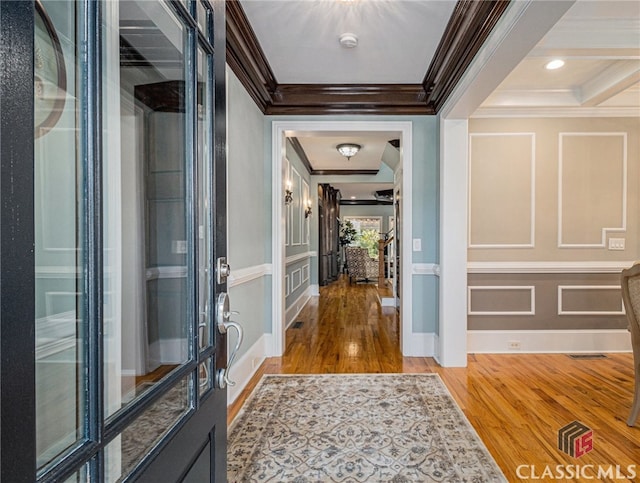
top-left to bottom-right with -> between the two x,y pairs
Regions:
271,121 -> 414,358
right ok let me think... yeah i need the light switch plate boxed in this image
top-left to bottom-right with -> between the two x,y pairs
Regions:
412,238 -> 422,252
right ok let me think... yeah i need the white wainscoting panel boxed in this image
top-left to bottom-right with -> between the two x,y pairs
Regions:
469,132 -> 535,248
558,132 -> 627,248
557,285 -> 625,315
468,285 -> 535,316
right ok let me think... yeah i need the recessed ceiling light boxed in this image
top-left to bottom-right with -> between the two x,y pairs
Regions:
545,59 -> 565,70
351,196 -> 356,200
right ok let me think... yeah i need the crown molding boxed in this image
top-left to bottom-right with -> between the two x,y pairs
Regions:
340,199 -> 393,206
268,84 -> 432,115
289,137 -> 314,173
471,106 -> 640,118
226,0 -> 510,115
423,0 -> 512,113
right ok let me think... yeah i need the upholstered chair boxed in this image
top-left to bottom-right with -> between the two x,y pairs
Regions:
621,262 -> 640,426
345,247 -> 378,284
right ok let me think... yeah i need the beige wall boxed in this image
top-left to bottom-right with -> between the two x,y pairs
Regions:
468,117 -> 639,262
467,117 -> 638,333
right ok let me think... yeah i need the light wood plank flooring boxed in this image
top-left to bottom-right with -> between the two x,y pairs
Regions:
230,276 -> 640,481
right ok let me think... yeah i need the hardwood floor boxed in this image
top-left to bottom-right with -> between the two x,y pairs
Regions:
229,276 -> 640,481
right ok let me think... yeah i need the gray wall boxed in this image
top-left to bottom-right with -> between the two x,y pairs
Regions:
227,68 -> 272,353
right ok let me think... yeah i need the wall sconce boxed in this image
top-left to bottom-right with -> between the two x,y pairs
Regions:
285,181 -> 293,205
304,200 -> 312,218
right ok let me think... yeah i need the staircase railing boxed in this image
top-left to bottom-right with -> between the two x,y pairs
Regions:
378,236 -> 394,286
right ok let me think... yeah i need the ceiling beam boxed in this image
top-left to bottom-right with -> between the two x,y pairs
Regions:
226,0 -> 511,115
579,61 -> 640,107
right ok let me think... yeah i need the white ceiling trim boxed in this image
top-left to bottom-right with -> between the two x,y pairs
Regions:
471,106 -> 640,118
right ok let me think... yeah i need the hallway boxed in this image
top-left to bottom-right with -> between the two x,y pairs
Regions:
280,276 -> 402,374
229,278 -> 640,481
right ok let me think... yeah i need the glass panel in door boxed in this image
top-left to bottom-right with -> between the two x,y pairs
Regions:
197,45 -> 213,355
34,0 -> 85,469
103,0 -> 188,420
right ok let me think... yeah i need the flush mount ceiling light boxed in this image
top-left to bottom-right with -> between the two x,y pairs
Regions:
545,59 -> 565,70
337,143 -> 361,160
339,33 -> 358,49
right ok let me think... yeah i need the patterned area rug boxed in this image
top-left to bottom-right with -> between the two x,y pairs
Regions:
228,374 -> 506,482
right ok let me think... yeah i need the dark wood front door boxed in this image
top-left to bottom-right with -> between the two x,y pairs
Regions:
0,1 -> 228,481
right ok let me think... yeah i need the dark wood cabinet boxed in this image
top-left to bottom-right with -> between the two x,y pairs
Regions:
318,184 -> 340,286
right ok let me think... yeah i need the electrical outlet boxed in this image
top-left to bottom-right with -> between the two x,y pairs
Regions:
508,340 -> 521,350
608,238 -> 625,250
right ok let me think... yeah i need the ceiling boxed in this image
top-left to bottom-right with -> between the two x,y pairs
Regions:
227,0 -> 640,200
476,0 -> 640,116
227,0 -> 508,114
238,0 -> 457,85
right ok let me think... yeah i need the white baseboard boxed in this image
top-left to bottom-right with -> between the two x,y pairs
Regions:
310,284 -> 320,296
433,334 -> 441,363
227,334 -> 269,405
468,329 -> 632,353
264,333 -> 275,357
285,286 -> 313,328
403,332 -> 436,357
380,297 -> 395,307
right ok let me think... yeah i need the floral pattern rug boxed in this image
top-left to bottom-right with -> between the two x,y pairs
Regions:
228,374 -> 506,482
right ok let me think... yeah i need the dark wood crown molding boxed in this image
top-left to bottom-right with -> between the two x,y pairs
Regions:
340,199 -> 393,206
289,137 -> 314,173
423,0 -> 511,112
269,84 -> 432,115
225,0 -> 277,113
226,0 -> 510,115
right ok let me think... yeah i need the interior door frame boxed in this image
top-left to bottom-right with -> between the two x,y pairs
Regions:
270,120 -> 413,356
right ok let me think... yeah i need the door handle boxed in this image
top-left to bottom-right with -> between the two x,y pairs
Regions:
216,320 -> 243,388
215,292 -> 244,389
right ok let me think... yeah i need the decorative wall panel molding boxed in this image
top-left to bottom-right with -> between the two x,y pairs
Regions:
468,285 -> 535,316
290,268 -> 302,293
557,285 -> 624,316
469,133 -> 535,248
303,179 -> 310,245
291,166 -> 302,246
558,132 -> 627,248
302,264 -> 309,283
285,158 -> 290,247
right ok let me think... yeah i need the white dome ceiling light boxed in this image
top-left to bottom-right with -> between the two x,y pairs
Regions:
339,33 -> 358,49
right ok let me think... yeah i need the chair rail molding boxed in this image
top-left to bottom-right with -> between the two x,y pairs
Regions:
467,261 -> 638,274
228,263 -> 272,288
